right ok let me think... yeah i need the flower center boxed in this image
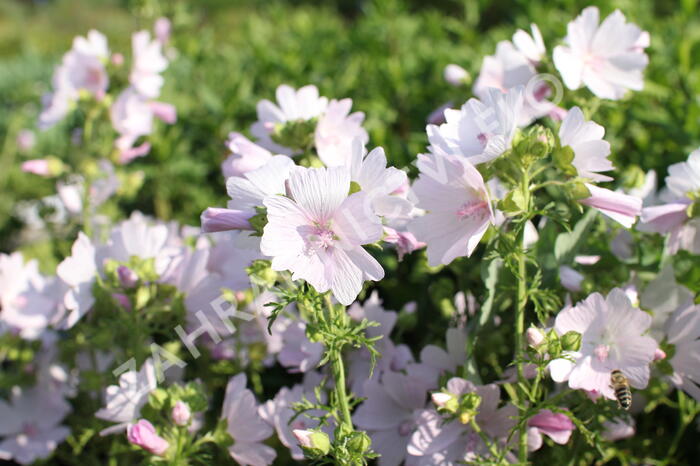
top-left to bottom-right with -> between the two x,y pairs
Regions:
594,343 -> 610,362
477,133 -> 491,147
22,422 -> 38,437
456,200 -> 488,220
306,225 -> 336,253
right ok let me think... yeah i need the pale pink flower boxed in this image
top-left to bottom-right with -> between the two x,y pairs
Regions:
428,86 -> 523,165
344,140 -> 412,219
473,42 -> 550,125
383,226 -> 425,261
130,30 -> 168,99
202,155 -> 294,234
38,30 -> 109,129
154,17 -> 171,44
221,133 -> 274,178
277,321 -> 323,373
0,387 -> 71,465
408,150 -> 494,266
408,378 -> 516,464
221,373 -> 276,466
662,301 -> 700,401
354,371 -> 433,466
0,253 -> 59,340
56,232 -> 97,329
261,166 -> 384,305
548,288 -> 658,400
127,420 -> 169,456
95,359 -> 157,435
110,87 -> 153,157
579,184 -> 642,228
171,401 -> 191,426
641,149 -> 700,252
559,265 -> 584,292
251,84 -> 328,155
559,106 -> 613,182
259,372 -> 328,460
21,159 -> 51,177
526,327 -> 546,348
527,409 -> 575,451
315,99 -> 368,167
602,418 -> 635,441
553,7 -> 649,100
513,24 -> 545,64
444,64 -> 469,86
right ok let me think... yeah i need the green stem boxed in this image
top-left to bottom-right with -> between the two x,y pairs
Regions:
326,295 -> 353,432
515,169 -> 531,464
470,419 -> 503,463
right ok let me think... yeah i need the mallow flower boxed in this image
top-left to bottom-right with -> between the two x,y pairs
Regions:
39,30 -> 110,129
260,165 -> 384,305
353,371 -> 433,466
221,133 -> 274,179
427,86 -> 523,165
408,150 -> 494,266
251,84 -> 328,155
56,232 -> 97,329
95,359 -> 158,435
553,7 -> 649,100
315,98 -> 368,167
641,149 -> 700,253
527,409 -> 575,452
661,301 -> 700,402
559,106 -> 641,227
0,387 -> 71,465
129,30 -> 169,99
201,155 -> 294,234
221,373 -> 276,466
548,288 -> 658,400
408,378 -> 516,464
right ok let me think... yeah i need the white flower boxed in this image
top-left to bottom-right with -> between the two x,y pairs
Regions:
129,30 -> 168,99
553,7 -> 649,99
95,359 -> 157,435
315,99 -> 368,167
662,301 -> 700,402
56,232 -> 97,329
427,87 -> 523,165
251,84 -> 328,155
548,288 -> 658,400
559,106 -> 613,182
513,23 -> 545,64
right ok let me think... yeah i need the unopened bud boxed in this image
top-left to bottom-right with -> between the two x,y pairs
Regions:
293,429 -> 330,456
444,64 -> 470,86
171,401 -> 191,426
526,327 -> 546,348
560,331 -> 582,352
347,431 -> 372,455
653,347 -> 666,362
117,265 -> 139,289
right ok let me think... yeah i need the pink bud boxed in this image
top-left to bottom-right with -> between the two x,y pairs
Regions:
154,17 -> 171,44
431,392 -> 452,408
200,207 -> 254,233
21,159 -> 51,177
526,327 -> 545,348
117,266 -> 139,288
171,401 -> 191,426
292,429 -> 314,449
16,130 -> 36,151
112,293 -> 132,311
444,64 -> 469,86
111,53 -> 125,66
654,347 -> 667,361
149,101 -> 177,125
127,420 -> 169,457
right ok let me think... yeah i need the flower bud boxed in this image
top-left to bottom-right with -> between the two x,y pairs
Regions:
117,265 -> 139,289
127,420 -> 170,457
347,431 -> 372,455
171,401 -> 191,426
431,392 -> 455,410
560,331 -> 582,352
293,429 -> 331,456
112,293 -> 132,311
21,157 -> 65,177
444,64 -> 470,86
526,327 -> 546,348
457,392 -> 481,425
653,347 -> 666,362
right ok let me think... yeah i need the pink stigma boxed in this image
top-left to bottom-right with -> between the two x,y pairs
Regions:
306,225 -> 336,253
456,200 -> 488,220
594,344 -> 610,362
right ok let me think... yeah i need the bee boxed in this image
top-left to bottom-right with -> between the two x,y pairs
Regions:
611,369 -> 632,410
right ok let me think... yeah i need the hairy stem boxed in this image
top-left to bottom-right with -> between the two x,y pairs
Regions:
326,295 -> 353,433
515,169 -> 531,464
